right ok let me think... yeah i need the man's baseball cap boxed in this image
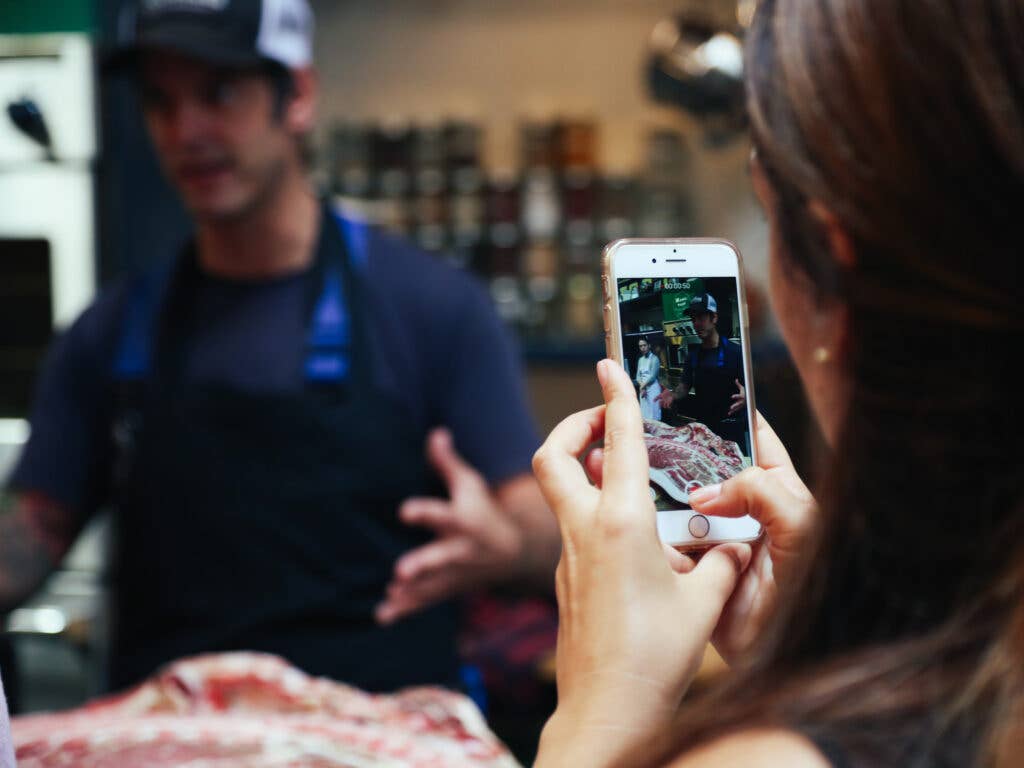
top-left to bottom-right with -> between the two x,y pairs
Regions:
685,293 -> 718,316
107,0 -> 314,72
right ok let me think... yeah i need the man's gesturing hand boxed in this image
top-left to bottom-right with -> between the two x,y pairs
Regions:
376,429 -> 522,626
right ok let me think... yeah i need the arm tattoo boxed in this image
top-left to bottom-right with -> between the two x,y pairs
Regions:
0,491 -> 78,613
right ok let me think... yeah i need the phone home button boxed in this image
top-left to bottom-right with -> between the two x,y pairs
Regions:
688,514 -> 710,539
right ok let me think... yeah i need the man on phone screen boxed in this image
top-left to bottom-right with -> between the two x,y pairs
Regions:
658,293 -> 746,444
0,0 -> 558,695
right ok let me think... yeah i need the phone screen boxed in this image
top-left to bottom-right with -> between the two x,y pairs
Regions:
616,274 -> 754,513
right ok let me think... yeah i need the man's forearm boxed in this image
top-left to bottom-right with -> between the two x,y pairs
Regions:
0,491 -> 76,613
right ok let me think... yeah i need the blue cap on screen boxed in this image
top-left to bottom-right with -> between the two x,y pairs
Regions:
686,293 -> 718,315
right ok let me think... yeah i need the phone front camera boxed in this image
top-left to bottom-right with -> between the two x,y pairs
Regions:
652,258 -> 657,263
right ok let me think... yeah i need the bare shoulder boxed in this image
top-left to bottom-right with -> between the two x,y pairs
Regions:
667,728 -> 832,768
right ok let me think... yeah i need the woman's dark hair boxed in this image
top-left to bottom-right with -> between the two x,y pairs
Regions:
655,1 -> 1024,765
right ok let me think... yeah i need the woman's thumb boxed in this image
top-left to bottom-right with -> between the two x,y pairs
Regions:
688,543 -> 752,620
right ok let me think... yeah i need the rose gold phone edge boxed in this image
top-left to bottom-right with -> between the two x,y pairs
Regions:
601,238 -> 763,552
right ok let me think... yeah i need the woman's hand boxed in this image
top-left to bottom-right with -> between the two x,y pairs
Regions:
688,414 -> 817,663
532,360 -> 751,767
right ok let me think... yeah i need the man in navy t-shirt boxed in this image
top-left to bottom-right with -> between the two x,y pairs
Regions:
658,293 -> 747,446
0,0 -> 557,692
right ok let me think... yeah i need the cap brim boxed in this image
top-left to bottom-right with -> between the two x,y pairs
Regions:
103,23 -> 265,74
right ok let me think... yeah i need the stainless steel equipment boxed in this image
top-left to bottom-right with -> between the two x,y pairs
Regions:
647,1 -> 754,143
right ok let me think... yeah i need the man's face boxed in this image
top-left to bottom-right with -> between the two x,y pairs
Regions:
639,340 -> 649,355
138,50 -> 293,220
691,311 -> 717,339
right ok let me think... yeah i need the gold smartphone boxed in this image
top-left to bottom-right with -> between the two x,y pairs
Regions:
602,238 -> 761,550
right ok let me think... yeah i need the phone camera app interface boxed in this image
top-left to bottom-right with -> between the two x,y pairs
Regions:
618,276 -> 753,512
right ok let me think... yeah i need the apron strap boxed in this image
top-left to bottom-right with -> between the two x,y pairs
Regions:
303,206 -> 369,386
112,260 -> 176,381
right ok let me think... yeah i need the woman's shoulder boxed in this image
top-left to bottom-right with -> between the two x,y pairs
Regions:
668,728 -> 833,768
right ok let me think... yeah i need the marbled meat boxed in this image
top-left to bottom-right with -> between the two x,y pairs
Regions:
643,419 -> 745,503
12,652 -> 520,768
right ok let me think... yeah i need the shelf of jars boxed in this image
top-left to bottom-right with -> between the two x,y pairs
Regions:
322,117 -> 696,361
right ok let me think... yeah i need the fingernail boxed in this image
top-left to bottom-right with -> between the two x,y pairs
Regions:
375,604 -> 393,625
596,359 -> 609,386
689,483 -> 721,505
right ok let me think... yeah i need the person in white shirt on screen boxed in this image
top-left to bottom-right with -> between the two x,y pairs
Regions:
635,338 -> 662,421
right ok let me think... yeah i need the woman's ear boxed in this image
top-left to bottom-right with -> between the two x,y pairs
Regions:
806,200 -> 854,360
808,200 -> 857,270
285,67 -> 318,134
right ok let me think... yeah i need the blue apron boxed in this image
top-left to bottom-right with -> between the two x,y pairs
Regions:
107,202 -> 457,691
